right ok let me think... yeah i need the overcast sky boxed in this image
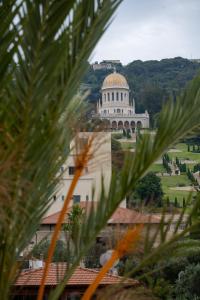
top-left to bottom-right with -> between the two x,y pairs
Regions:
91,0 -> 200,65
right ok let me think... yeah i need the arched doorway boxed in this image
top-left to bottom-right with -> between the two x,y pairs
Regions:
112,121 -> 117,130
118,121 -> 123,130
124,121 -> 129,129
137,121 -> 142,129
130,121 -> 135,128
131,121 -> 136,132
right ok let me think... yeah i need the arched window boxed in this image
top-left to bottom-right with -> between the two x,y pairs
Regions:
118,121 -> 123,129
124,93 -> 126,98
104,93 -> 106,101
112,121 -> 117,129
116,92 -> 119,101
117,109 -> 120,113
137,121 -> 142,128
108,93 -> 110,101
112,92 -> 114,101
121,93 -> 123,101
124,121 -> 129,128
131,121 -> 135,128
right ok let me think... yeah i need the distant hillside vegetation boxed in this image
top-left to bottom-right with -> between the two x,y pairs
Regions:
83,57 -> 200,125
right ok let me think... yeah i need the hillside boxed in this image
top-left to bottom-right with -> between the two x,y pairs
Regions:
83,57 -> 200,124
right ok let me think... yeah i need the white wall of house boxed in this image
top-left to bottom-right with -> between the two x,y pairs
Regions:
46,132 -> 112,216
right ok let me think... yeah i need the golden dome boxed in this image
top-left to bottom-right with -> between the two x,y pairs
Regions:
102,72 -> 129,90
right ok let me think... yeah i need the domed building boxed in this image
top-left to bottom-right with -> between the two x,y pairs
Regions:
96,71 -> 149,130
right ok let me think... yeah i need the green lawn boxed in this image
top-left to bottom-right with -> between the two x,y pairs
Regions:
148,164 -> 165,173
161,174 -> 196,203
120,141 -> 135,150
164,189 -> 193,204
161,174 -> 191,188
168,143 -> 200,165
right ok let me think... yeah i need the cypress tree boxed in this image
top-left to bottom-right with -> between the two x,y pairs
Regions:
123,128 -> 126,137
166,197 -> 170,207
174,197 -> 178,208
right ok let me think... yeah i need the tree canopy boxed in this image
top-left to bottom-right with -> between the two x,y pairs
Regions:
83,57 -> 200,126
135,172 -> 164,205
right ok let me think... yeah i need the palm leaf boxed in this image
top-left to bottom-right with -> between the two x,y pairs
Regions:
0,0 -> 122,298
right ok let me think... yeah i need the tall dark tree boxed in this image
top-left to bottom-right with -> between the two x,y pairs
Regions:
135,172 -> 164,205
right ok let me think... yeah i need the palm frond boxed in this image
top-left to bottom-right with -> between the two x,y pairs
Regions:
0,0 -> 122,298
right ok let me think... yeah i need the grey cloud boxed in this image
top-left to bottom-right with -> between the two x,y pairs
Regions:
91,0 -> 200,64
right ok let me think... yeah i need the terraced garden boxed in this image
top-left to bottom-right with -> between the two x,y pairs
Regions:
117,136 -> 200,205
161,174 -> 194,203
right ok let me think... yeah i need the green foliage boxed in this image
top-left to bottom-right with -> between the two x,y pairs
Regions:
0,0 -> 122,298
126,128 -> 132,139
162,154 -> 171,173
2,1 -> 200,299
174,197 -> 178,207
135,172 -> 164,205
152,278 -> 172,300
32,240 -> 68,262
174,263 -> 200,300
112,133 -> 123,140
159,257 -> 189,284
111,137 -> 125,170
83,57 -> 200,123
166,197 -> 170,207
194,164 -> 200,173
84,242 -> 106,269
176,157 -> 187,173
123,128 -> 126,137
63,205 -> 85,258
64,205 -> 85,233
187,168 -> 196,184
52,69 -> 200,298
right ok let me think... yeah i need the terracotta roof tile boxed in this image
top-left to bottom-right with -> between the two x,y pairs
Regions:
15,263 -> 138,286
42,202 -> 161,225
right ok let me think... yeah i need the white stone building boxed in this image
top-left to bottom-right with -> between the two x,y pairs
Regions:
96,71 -> 149,130
46,132 -> 128,216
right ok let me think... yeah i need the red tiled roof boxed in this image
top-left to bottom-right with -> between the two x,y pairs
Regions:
15,263 -> 138,286
107,206 -> 160,224
42,202 -> 160,225
42,211 -> 68,224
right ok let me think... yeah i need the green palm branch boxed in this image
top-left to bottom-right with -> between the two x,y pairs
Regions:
1,1 -> 200,300
0,0 -> 121,299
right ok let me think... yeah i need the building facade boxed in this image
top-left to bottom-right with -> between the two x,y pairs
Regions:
46,132 -> 116,216
96,71 -> 149,130
92,60 -> 121,71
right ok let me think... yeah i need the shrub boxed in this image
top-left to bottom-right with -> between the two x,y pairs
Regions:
174,263 -> 200,299
153,278 -> 172,300
178,183 -> 186,187
112,133 -> 123,140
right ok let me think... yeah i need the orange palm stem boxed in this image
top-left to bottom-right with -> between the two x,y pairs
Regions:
37,137 -> 94,300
